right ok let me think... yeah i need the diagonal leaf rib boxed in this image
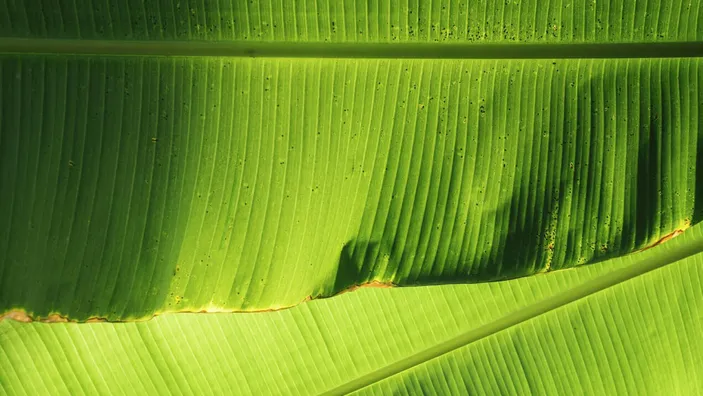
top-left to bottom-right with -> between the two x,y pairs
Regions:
321,227 -> 703,395
1,39 -> 702,59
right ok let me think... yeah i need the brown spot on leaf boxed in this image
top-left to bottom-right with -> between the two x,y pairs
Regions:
45,314 -> 69,323
336,280 -> 395,296
1,311 -> 32,322
85,317 -> 109,323
1,310 -> 110,323
638,228 -> 687,252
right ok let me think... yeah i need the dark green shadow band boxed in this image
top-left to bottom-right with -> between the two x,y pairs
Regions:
1,38 -> 702,59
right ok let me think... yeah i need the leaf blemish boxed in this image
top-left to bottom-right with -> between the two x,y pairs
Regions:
638,227 -> 688,252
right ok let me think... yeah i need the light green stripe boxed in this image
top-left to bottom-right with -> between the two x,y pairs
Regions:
321,232 -> 703,395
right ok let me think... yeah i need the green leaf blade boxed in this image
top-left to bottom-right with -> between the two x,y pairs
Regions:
2,0 -> 702,43
1,55 -> 701,319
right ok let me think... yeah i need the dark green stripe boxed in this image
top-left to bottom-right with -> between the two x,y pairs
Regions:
1,39 -> 702,59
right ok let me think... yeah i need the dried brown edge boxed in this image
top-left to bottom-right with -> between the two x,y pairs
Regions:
0,281 -> 396,323
0,227 -> 686,323
334,280 -> 396,295
0,311 -> 110,323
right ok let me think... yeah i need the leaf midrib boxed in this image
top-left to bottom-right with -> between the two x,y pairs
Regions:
320,233 -> 703,395
1,38 -> 703,59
